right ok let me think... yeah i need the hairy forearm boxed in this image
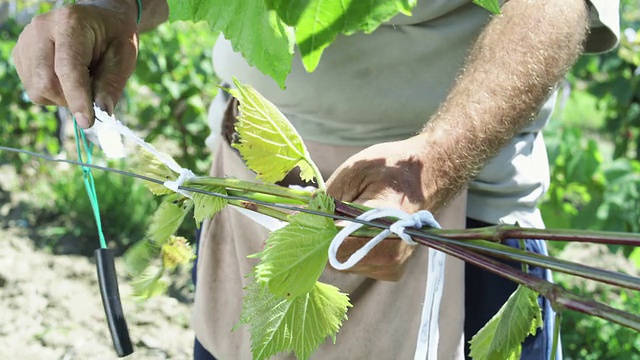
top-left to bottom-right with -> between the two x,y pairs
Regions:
417,0 -> 589,210
79,0 -> 168,32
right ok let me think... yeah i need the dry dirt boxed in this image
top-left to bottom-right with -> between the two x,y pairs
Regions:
0,226 -> 195,360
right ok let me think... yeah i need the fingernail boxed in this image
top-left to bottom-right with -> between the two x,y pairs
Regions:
95,95 -> 114,115
74,112 -> 93,128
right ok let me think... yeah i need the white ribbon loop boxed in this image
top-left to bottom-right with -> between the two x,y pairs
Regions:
328,208 -> 440,271
92,106 -> 196,198
327,207 -> 445,360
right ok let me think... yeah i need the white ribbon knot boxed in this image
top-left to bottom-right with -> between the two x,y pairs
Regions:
164,168 -> 196,198
328,208 -> 440,271
92,106 -> 196,198
327,207 -> 445,360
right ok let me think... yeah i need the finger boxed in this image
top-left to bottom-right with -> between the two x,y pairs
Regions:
25,95 -> 59,107
53,14 -> 95,128
93,36 -> 138,115
13,22 -> 66,107
29,65 -> 67,107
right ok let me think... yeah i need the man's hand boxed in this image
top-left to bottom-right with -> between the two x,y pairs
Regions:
12,2 -> 138,128
12,0 -> 168,128
326,136 -> 441,281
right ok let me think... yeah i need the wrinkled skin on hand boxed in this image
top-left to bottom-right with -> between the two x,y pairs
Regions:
12,2 -> 139,128
327,135 -> 441,281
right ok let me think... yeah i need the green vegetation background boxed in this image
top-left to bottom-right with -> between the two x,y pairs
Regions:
0,0 -> 638,358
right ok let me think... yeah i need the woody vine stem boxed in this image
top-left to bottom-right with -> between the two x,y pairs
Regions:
2,144 -> 639,332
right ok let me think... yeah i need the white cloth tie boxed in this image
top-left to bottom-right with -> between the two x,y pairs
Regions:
91,106 -> 195,198
328,208 -> 439,270
327,208 -> 446,360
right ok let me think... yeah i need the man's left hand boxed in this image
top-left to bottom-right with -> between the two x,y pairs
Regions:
326,135 -> 441,281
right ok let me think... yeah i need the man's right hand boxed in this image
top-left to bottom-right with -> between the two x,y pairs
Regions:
12,1 -> 140,128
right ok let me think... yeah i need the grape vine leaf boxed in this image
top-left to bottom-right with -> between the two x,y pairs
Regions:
131,267 -> 168,300
229,78 -> 320,184
252,192 -> 336,298
137,150 -> 179,196
147,197 -> 191,245
192,185 -> 228,225
473,0 -> 501,14
469,285 -> 543,360
124,239 -> 159,277
265,0 -> 416,72
239,279 -> 351,360
167,0 -> 294,88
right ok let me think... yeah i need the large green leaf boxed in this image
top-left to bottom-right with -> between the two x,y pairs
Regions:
252,193 -> 336,298
229,78 -> 320,184
147,197 -> 191,245
168,0 -> 294,87
265,0 -> 416,71
191,185 -> 228,225
469,286 -> 543,360
239,279 -> 351,360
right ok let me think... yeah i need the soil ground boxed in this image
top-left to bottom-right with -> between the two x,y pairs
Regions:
0,165 -> 195,360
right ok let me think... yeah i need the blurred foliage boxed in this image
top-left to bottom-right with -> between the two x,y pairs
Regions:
541,1 -> 640,358
0,18 -> 61,170
556,271 -> 640,360
542,0 -> 640,239
562,1 -> 640,160
542,126 -> 640,236
35,161 -> 158,255
542,122 -> 640,359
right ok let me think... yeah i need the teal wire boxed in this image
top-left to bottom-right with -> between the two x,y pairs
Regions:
73,119 -> 108,249
136,0 -> 142,24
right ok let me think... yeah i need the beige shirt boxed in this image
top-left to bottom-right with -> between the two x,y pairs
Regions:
210,0 -> 620,229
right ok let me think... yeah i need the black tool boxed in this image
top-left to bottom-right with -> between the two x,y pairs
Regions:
95,248 -> 134,357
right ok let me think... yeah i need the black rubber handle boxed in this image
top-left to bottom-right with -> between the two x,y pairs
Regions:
95,248 -> 134,357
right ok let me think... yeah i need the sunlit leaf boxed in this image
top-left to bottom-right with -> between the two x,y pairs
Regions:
239,279 -> 351,360
469,286 -> 543,360
288,192 -> 336,227
252,193 -> 336,298
168,0 -> 294,87
229,78 -> 319,184
265,0 -> 416,71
